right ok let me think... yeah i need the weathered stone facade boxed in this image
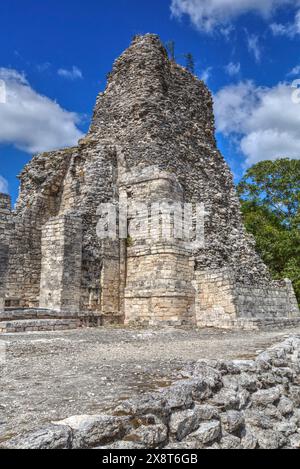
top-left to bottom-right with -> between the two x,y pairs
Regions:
0,34 -> 299,328
0,194 -> 11,311
39,215 -> 82,312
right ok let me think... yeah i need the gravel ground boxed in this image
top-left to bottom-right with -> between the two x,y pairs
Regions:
1,324 -> 300,442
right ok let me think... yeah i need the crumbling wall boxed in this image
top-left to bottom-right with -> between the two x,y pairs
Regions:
90,34 -> 268,285
72,141 -> 120,315
5,149 -> 74,307
0,194 -> 12,310
6,139 -> 120,314
39,215 -> 82,312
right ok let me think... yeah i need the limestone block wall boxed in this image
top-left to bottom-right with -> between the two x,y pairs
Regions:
99,240 -> 123,317
194,269 -> 237,328
125,245 -> 195,325
286,280 -> 300,318
195,269 -> 300,329
69,141 -> 119,315
234,280 -> 299,319
3,149 -> 75,308
39,215 -> 82,312
3,139 -> 119,313
121,167 -> 196,325
0,194 -> 12,310
5,215 -> 44,308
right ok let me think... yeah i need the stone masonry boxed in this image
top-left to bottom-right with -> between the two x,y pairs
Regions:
0,34 -> 299,329
39,215 -> 82,312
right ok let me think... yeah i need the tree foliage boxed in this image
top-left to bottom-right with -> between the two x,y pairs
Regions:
237,159 -> 300,303
166,41 -> 175,61
184,53 -> 195,74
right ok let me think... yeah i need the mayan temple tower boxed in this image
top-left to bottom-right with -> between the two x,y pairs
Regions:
0,34 -> 299,331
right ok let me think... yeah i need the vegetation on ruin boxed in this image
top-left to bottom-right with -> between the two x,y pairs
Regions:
126,236 -> 134,248
238,159 -> 300,303
166,40 -> 175,61
184,53 -> 195,74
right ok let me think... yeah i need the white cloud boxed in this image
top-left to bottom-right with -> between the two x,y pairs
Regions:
225,62 -> 241,76
214,80 -> 300,166
0,68 -> 83,153
288,64 -> 300,76
246,33 -> 262,62
58,66 -> 83,80
271,9 -> 300,37
36,62 -> 51,73
200,66 -> 212,82
0,175 -> 8,194
171,0 -> 295,33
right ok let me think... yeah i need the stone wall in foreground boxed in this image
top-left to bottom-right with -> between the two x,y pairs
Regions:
3,335 -> 300,450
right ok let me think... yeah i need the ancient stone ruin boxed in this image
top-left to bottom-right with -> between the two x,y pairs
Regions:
0,34 -> 299,332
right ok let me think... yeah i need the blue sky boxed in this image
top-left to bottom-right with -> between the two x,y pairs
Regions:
1,0 -> 300,203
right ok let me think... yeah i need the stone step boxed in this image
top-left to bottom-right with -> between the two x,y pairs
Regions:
197,317 -> 300,331
0,319 -> 80,334
0,309 -> 81,321
0,308 -> 104,323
